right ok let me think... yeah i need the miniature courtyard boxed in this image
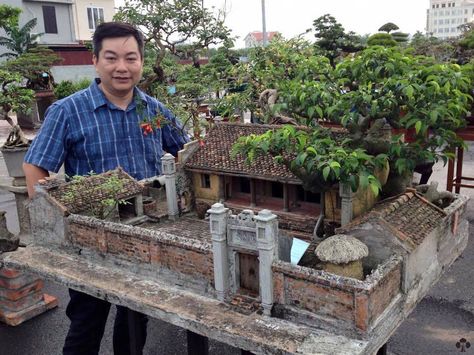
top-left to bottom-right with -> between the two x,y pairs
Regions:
0,121 -> 470,354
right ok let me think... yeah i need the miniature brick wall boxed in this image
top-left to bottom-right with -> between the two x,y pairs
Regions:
367,262 -> 402,326
67,219 -> 215,284
272,258 -> 402,332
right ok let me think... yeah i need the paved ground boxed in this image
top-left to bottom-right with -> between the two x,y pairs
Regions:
0,120 -> 473,355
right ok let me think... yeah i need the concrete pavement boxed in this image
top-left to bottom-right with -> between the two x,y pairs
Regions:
0,120 -> 473,354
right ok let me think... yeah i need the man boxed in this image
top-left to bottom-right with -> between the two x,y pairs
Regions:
23,22 -> 188,354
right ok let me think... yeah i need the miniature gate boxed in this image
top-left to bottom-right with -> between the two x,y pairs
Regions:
208,204 -> 278,315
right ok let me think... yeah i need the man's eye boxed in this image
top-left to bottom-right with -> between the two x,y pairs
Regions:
127,58 -> 137,62
105,57 -> 116,61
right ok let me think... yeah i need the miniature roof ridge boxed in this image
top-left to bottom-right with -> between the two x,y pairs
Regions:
336,189 -> 446,247
44,168 -> 144,214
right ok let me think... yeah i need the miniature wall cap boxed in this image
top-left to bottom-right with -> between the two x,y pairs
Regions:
315,234 -> 369,264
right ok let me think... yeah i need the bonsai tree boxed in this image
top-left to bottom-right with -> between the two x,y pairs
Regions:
378,22 -> 399,33
114,0 -> 231,89
0,69 -> 34,147
312,14 -> 365,67
3,47 -> 61,90
367,33 -> 398,47
232,45 -> 472,197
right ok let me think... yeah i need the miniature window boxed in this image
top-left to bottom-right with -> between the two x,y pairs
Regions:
240,178 -> 250,194
297,186 -> 321,203
201,174 -> 211,189
271,182 -> 283,198
42,6 -> 58,34
87,7 -> 104,30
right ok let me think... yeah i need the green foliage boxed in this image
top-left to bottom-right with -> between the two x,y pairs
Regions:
391,32 -> 409,44
63,172 -> 130,220
312,14 -> 365,66
367,33 -> 398,47
114,0 -> 231,88
0,69 -> 34,124
231,43 -> 472,194
0,15 -> 42,58
232,125 -> 387,195
3,47 -> 61,89
378,22 -> 399,33
54,79 -> 92,100
0,5 -> 21,29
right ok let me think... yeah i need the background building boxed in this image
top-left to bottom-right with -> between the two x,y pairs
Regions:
0,0 -> 115,81
427,0 -> 474,39
244,31 -> 280,48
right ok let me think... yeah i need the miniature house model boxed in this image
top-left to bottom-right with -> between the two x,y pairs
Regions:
184,122 -> 380,236
1,123 -> 469,354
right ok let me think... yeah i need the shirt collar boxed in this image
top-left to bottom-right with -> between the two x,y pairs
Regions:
88,78 -> 148,111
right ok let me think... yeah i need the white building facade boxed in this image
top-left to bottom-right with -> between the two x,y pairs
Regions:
427,0 -> 474,39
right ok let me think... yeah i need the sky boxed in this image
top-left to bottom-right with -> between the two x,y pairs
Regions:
202,0 -> 429,48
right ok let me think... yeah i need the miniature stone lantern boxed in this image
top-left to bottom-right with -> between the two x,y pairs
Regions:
315,234 -> 368,280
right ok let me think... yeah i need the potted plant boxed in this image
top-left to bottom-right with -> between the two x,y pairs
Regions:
0,8 -> 61,129
0,69 -> 34,184
4,47 -> 61,129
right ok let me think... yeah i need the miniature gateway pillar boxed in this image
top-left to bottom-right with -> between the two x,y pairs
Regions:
208,203 -> 229,301
255,209 -> 278,315
339,183 -> 354,226
162,153 -> 179,220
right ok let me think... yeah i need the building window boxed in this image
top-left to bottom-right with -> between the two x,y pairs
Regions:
200,174 -> 211,189
442,3 -> 446,7
87,7 -> 104,30
436,4 -> 439,8
439,19 -> 444,24
42,6 -> 58,34
465,9 -> 468,14
434,19 -> 438,25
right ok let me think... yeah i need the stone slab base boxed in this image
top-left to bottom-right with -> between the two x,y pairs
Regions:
0,293 -> 58,326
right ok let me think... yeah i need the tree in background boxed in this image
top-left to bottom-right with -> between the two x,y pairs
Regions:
378,22 -> 399,33
114,0 -> 231,90
312,14 -> 365,67
391,31 -> 409,44
0,11 -> 42,58
0,5 -> 20,29
367,33 -> 398,47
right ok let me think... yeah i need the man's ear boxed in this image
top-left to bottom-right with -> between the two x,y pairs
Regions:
92,54 -> 98,66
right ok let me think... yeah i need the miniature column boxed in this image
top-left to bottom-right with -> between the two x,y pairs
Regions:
208,203 -> 229,301
339,183 -> 354,226
255,209 -> 278,316
161,153 -> 179,220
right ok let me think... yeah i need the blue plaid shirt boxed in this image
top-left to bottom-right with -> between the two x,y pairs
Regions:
25,79 -> 189,180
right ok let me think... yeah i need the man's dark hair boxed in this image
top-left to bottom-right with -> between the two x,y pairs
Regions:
93,22 -> 145,59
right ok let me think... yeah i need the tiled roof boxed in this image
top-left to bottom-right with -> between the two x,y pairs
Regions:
338,191 -> 447,249
246,31 -> 279,42
40,168 -> 144,214
185,122 -> 300,182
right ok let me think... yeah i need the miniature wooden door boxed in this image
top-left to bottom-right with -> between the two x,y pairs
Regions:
239,253 -> 259,296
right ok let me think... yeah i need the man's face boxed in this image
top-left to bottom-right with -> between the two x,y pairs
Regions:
92,36 -> 143,97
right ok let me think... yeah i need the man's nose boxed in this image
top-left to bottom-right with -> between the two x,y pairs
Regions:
116,58 -> 128,71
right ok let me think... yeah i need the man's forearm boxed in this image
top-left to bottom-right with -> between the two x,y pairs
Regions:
23,163 -> 49,198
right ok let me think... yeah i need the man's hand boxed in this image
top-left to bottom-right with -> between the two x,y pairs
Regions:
23,163 -> 49,198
